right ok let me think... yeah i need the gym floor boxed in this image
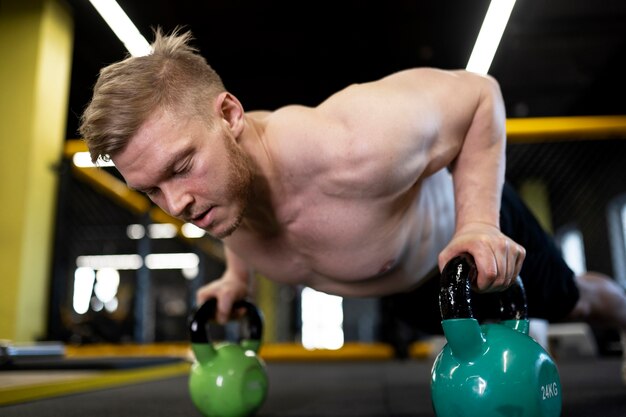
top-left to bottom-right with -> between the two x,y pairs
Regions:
1,347 -> 624,417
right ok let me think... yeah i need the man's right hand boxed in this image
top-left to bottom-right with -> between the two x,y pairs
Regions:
195,274 -> 249,324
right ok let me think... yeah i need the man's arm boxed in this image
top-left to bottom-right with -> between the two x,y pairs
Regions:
437,72 -> 525,291
196,245 -> 251,324
315,68 -> 525,291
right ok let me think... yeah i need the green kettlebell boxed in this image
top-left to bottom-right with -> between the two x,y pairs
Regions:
431,254 -> 562,417
188,299 -> 268,417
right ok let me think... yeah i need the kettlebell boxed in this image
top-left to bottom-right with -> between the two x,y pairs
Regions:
188,299 -> 268,417
431,254 -> 562,417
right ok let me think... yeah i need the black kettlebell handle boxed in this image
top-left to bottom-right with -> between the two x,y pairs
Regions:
189,299 -> 264,344
439,253 -> 528,321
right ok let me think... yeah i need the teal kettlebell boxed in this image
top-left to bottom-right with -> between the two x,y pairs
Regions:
189,299 -> 268,417
431,254 -> 562,417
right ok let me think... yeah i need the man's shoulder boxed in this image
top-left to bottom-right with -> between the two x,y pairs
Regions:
246,109 -> 273,119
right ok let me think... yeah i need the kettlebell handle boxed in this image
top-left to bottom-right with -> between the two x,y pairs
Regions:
189,299 -> 264,347
439,253 -> 528,321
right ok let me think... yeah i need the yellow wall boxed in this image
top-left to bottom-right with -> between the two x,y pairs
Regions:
0,0 -> 73,341
519,179 -> 553,234
256,274 -> 278,343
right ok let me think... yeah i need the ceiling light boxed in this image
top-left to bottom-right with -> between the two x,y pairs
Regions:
182,223 -> 207,238
72,152 -> 115,167
466,0 -> 517,75
148,223 -> 178,239
88,0 -> 151,57
145,253 -> 200,270
76,254 -> 143,270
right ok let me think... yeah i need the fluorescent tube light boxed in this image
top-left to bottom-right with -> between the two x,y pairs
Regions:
72,152 -> 115,167
76,254 -> 143,270
182,223 -> 207,238
88,0 -> 152,57
75,253 -> 200,270
145,253 -> 200,270
466,0 -> 516,75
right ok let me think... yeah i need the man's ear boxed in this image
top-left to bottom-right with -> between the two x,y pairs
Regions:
214,92 -> 245,136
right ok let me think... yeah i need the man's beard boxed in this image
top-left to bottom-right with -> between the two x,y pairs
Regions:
212,133 -> 254,239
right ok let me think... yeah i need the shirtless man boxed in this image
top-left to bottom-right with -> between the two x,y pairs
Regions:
80,30 -> 626,370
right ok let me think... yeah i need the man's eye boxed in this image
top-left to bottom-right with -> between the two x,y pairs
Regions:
175,160 -> 192,176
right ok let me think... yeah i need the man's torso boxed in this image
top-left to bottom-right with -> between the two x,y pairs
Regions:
223,72 -> 473,296
227,168 -> 456,297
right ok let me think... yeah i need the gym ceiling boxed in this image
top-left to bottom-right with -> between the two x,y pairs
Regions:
64,0 -> 626,140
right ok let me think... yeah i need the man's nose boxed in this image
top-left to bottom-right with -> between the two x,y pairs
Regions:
162,185 -> 193,218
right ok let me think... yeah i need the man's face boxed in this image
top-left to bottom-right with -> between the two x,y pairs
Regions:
112,109 -> 253,239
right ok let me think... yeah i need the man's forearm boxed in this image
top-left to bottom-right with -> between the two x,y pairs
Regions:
451,75 -> 506,231
224,245 -> 252,286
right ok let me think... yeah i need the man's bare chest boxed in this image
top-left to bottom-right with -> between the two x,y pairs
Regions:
228,197 -> 418,292
227,170 -> 456,296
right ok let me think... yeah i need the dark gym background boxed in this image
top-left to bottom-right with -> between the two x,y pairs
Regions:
46,0 -> 626,351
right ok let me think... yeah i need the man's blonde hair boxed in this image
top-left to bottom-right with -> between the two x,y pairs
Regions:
79,28 -> 225,163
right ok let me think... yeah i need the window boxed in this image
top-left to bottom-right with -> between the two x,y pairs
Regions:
556,227 -> 587,276
608,195 -> 626,289
300,287 -> 344,350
